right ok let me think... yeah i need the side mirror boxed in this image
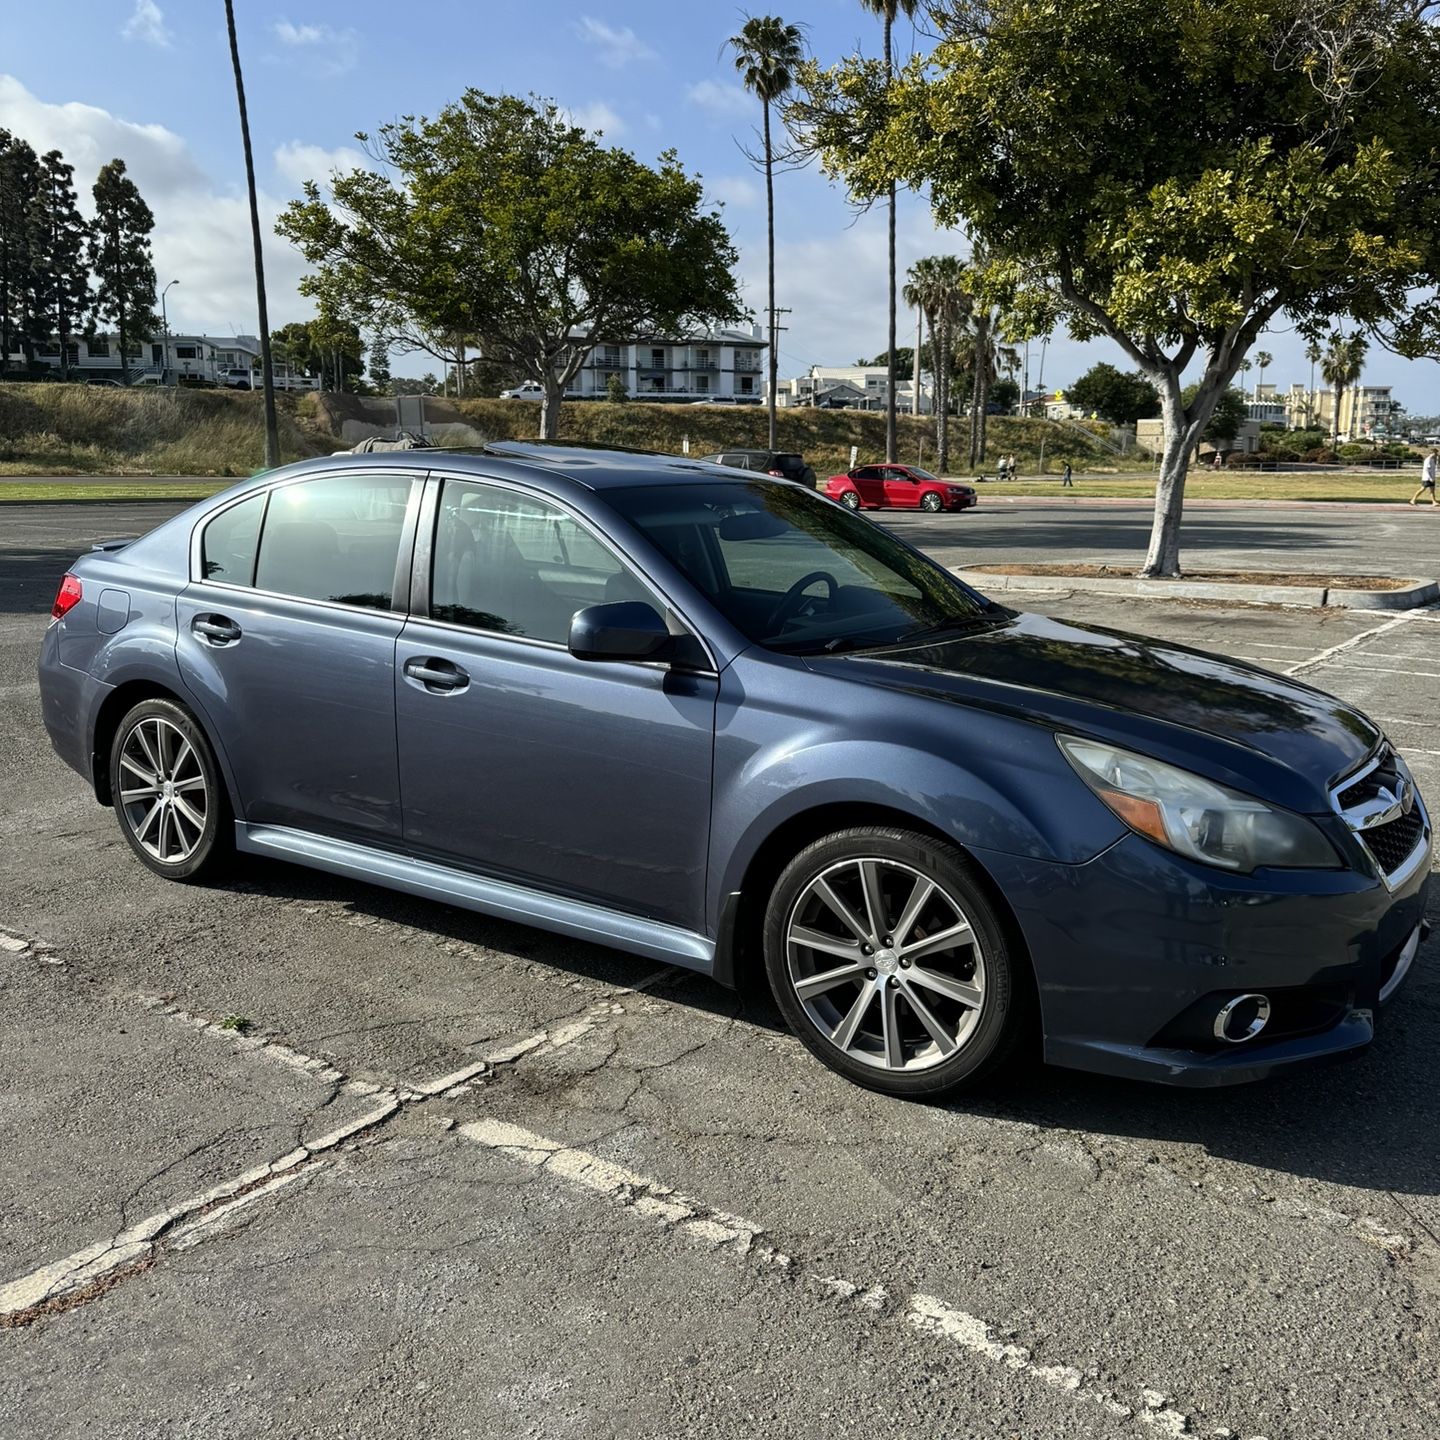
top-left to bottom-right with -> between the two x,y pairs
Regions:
568,601 -> 675,663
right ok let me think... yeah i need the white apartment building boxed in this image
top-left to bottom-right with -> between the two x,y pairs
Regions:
773,365 -> 932,413
564,326 -> 768,401
12,331 -> 314,388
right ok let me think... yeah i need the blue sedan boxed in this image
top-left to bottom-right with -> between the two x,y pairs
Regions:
37,444 -> 1429,1098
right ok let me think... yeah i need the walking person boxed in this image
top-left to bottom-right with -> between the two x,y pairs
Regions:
1061,461 -> 1074,488
1411,449 -> 1439,506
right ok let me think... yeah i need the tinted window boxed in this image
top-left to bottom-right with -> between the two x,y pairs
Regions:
432,480 -> 661,644
254,473 -> 413,609
608,480 -> 990,654
200,491 -> 265,585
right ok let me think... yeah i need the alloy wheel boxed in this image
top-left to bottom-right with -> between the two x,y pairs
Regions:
842,491 -> 861,509
921,493 -> 943,512
784,857 -> 985,1072
118,716 -> 209,864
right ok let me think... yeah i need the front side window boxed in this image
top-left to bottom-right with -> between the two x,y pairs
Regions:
200,491 -> 266,585
431,480 -> 662,644
608,480 -> 991,655
254,473 -> 413,609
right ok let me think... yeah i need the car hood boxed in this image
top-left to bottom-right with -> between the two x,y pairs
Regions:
804,610 -> 1380,811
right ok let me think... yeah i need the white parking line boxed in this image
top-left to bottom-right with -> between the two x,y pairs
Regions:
1284,612 -> 1418,677
460,1117 -> 1258,1438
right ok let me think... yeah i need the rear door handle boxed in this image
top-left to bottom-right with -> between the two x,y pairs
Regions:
403,657 -> 470,693
192,614 -> 242,646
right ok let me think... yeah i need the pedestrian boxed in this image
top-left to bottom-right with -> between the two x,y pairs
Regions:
995,454 -> 1007,482
1061,461 -> 1074,488
1411,449 -> 1439,506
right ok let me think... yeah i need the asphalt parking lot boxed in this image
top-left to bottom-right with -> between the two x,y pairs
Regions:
2,499 -> 1439,1439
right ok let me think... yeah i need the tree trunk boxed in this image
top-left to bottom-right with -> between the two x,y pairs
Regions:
226,0 -> 280,469
912,305 -> 922,416
1141,381 -> 1207,577
936,315 -> 950,473
763,100 -> 778,451
119,316 -> 128,385
539,371 -> 562,441
882,13 -> 896,463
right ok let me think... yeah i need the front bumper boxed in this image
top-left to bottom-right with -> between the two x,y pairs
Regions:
971,832 -> 1430,1087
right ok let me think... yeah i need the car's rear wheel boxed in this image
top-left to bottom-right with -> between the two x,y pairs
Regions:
763,827 -> 1020,1098
840,490 -> 862,510
110,698 -> 231,881
920,491 -> 944,513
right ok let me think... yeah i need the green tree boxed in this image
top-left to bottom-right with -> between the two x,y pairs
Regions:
0,132 -> 40,374
88,159 -> 157,385
1183,383 -> 1248,450
1254,348 -> 1273,397
605,371 -> 629,403
730,17 -> 805,451
29,150 -> 89,380
904,255 -> 969,469
1067,364 -> 1161,427
859,0 -> 919,462
278,92 -> 743,441
1304,337 -> 1323,428
1321,331 -> 1368,441
796,0 -> 1440,575
367,336 -> 391,395
225,0 -> 280,465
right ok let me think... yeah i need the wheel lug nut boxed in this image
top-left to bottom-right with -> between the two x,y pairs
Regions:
861,943 -> 873,956
881,937 -> 892,948
866,968 -> 877,980
900,958 -> 911,969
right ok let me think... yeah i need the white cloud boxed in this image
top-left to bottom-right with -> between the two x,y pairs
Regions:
708,176 -> 760,210
270,19 -> 359,76
274,140 -> 368,189
572,17 -> 658,68
122,0 -> 172,48
0,76 -> 311,338
687,80 -> 752,118
564,102 -> 626,138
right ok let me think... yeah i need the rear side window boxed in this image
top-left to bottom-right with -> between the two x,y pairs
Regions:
254,473 -> 413,610
200,491 -> 265,585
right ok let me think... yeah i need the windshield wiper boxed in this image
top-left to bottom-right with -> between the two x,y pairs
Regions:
884,615 -> 996,648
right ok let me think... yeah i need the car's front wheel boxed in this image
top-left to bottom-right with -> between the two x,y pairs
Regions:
110,698 -> 231,881
920,491 -> 944,513
840,490 -> 862,510
764,827 -> 1021,1098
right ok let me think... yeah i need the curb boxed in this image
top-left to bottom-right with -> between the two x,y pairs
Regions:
957,568 -> 1440,611
961,494 -> 1418,510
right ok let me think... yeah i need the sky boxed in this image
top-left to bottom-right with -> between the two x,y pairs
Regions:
1,0 -> 1436,410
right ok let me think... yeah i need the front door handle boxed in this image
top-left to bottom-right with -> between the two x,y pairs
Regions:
192,614 -> 242,646
404,657 -> 470,693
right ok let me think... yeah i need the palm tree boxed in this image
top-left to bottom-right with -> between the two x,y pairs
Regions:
730,16 -> 805,451
224,0 -> 279,469
1305,337 -> 1322,428
859,0 -> 918,462
1254,349 -> 1273,400
903,256 -> 967,471
1321,332 -> 1368,442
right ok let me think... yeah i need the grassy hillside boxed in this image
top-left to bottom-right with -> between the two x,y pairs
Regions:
0,383 -> 329,476
442,398 -> 1121,478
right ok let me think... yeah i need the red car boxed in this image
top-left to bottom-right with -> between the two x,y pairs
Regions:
824,463 -> 977,513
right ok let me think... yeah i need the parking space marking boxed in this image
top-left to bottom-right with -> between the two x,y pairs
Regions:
460,1117 -> 1259,1439
1283,612 -> 1418,677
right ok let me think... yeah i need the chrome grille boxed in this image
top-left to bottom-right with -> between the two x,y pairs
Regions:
1331,747 -> 1430,887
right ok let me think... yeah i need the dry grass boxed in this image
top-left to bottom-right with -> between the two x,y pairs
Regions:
0,383 -> 329,476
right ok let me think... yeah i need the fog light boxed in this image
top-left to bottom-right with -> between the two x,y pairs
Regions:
1213,993 -> 1271,1044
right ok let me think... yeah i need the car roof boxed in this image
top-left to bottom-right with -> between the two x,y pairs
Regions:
241,441 -> 762,493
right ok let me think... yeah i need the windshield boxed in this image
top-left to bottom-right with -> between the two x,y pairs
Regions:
608,480 -> 993,654
909,467 -> 941,482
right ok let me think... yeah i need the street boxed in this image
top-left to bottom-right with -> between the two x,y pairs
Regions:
2,499 -> 1438,1438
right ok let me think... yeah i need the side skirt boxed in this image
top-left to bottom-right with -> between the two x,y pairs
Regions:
234,823 -> 716,973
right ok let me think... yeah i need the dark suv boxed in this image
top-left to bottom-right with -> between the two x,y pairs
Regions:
700,450 -> 817,488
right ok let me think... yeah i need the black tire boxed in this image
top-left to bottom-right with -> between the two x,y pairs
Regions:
763,826 -> 1021,1099
920,491 -> 944,513
841,490 -> 862,510
109,697 -> 232,882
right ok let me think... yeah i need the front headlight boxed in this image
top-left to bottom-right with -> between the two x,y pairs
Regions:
1058,736 -> 1339,873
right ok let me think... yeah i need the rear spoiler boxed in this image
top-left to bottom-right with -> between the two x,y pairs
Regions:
89,538 -> 135,554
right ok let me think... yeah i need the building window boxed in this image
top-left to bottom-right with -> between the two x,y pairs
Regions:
88,338 -> 110,357
696,375 -> 709,392
739,377 -> 754,395
650,348 -> 665,368
176,345 -> 198,359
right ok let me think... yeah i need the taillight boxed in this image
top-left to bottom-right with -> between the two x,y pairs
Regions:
51,573 -> 83,620
767,468 -> 786,478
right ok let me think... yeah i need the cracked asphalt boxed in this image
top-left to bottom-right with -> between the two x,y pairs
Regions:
2,500 -> 1439,1439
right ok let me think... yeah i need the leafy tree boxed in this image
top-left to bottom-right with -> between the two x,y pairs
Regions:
0,132 -> 39,374
367,336 -> 391,395
392,373 -> 440,396
859,0 -> 919,461
278,92 -> 743,441
989,376 -> 1020,411
1067,364 -> 1161,427
904,255 -> 971,469
796,0 -> 1440,575
1321,331 -> 1368,440
88,159 -> 157,385
1182,383 -> 1248,449
225,0 -> 280,464
29,150 -> 89,380
730,17 -> 806,451
856,346 -> 913,372
605,372 -> 629,403
1254,348 -> 1273,396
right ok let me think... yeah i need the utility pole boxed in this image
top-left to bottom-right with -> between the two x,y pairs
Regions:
1021,340 -> 1030,418
769,307 -> 791,423
159,279 -> 178,385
